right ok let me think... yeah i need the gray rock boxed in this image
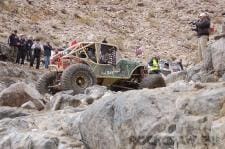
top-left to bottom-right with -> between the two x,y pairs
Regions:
176,87 -> 225,115
165,71 -> 187,84
210,116 -> 225,149
79,88 -> 178,149
0,82 -> 44,110
210,38 -> 225,76
0,109 -> 84,149
0,106 -> 29,120
176,115 -> 211,149
21,101 -> 37,110
168,80 -> 194,92
84,85 -> 107,100
50,93 -> 82,111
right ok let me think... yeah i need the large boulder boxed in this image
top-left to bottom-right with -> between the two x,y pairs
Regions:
79,88 -> 178,149
0,82 -> 44,110
0,109 -> 84,149
186,64 -> 219,83
204,38 -> 225,76
78,82 -> 225,149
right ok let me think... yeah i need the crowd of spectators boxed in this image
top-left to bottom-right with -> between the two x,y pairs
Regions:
8,30 -> 55,69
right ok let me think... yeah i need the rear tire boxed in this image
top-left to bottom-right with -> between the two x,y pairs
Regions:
140,74 -> 166,89
36,71 -> 57,94
61,64 -> 96,94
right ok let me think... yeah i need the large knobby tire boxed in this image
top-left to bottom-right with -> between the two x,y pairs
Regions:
36,71 -> 57,94
140,74 -> 166,89
61,64 -> 96,94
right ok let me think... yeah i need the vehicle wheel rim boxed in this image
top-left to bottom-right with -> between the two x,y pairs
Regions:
73,72 -> 91,89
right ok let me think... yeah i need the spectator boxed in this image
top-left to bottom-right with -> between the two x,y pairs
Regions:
8,30 -> 19,62
43,41 -> 53,69
30,39 -> 43,69
192,12 -> 210,62
26,36 -> 33,61
135,46 -> 144,58
177,59 -> 184,70
16,34 -> 26,65
148,55 -> 160,74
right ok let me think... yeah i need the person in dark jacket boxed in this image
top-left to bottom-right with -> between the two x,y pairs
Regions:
26,36 -> 33,61
16,35 -> 26,65
43,42 -> 53,69
30,39 -> 43,69
193,13 -> 210,62
8,30 -> 19,62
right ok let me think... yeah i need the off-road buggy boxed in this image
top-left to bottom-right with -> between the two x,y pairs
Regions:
36,42 -> 165,94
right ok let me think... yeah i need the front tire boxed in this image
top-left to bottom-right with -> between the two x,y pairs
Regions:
36,71 -> 58,94
140,74 -> 166,89
61,64 -> 96,94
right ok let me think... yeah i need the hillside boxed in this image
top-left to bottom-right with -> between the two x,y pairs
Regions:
0,0 -> 224,64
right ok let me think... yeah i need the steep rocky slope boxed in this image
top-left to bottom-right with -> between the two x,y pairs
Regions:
0,0 -> 225,64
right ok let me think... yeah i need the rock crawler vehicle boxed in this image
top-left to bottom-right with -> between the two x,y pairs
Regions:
36,42 -> 165,94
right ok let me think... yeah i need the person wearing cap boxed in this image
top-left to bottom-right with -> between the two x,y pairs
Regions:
194,13 -> 211,62
8,30 -> 19,62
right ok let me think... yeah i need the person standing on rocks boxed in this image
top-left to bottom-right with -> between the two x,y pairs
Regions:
26,36 -> 33,61
30,39 -> 43,69
192,13 -> 211,62
43,41 -> 53,69
16,34 -> 26,65
8,30 -> 19,62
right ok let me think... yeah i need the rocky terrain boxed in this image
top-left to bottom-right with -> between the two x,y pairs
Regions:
1,61 -> 225,148
0,35 -> 225,148
1,0 -> 225,63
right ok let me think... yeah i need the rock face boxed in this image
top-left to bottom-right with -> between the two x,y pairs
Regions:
203,38 -> 225,76
0,82 -> 44,110
78,82 -> 225,149
2,63 -> 225,148
0,109 -> 84,149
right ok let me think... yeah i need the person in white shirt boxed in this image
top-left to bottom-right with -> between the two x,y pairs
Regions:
30,39 -> 43,69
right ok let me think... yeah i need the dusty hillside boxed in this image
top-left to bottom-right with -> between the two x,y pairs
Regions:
0,0 -> 224,64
